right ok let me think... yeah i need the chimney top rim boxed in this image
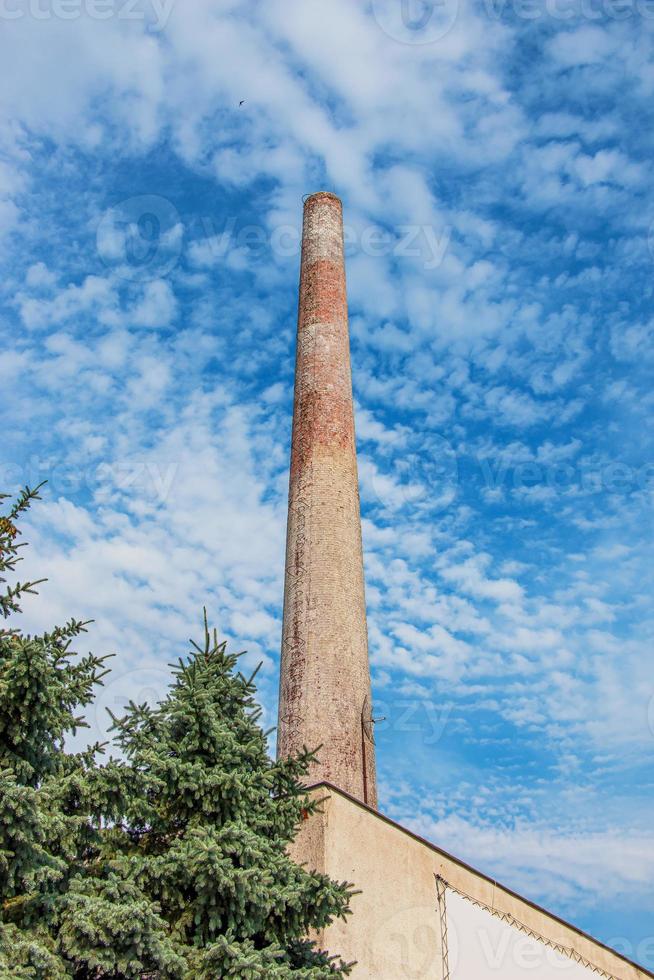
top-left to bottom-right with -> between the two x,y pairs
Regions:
304,191 -> 342,207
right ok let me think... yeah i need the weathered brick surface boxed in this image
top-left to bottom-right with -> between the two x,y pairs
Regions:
277,192 -> 377,808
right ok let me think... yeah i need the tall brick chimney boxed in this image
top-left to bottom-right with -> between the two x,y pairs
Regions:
277,192 -> 377,808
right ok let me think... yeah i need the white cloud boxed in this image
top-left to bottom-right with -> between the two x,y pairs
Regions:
131,279 -> 177,328
1,0 -> 653,950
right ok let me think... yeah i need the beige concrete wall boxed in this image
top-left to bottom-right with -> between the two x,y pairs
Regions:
296,784 -> 651,980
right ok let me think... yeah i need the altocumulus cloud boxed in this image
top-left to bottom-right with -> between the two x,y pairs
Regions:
0,0 -> 653,964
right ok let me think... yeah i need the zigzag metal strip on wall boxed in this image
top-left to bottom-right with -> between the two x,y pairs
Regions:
434,875 -> 619,980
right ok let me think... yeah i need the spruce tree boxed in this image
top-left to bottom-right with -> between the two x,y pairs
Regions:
99,619 -> 353,978
0,487 -> 354,978
0,485 -> 113,978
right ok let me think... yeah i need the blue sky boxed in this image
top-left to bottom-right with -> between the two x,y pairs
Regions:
1,0 -> 653,967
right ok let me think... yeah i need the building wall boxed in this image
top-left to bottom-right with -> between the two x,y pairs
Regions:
293,784 -> 651,980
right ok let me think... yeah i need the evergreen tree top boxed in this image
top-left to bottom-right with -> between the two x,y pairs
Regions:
0,487 -> 354,978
